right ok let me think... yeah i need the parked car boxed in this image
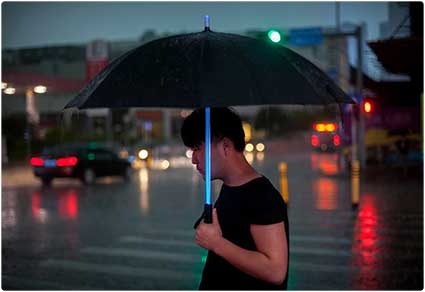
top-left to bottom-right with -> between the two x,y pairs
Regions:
30,144 -> 132,186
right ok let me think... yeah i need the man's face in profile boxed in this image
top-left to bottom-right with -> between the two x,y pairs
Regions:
190,141 -> 224,180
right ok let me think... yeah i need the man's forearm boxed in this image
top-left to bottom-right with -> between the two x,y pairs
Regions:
212,237 -> 285,285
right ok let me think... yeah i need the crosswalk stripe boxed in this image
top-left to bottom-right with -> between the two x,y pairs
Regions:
291,246 -> 352,257
291,246 -> 420,259
292,226 -> 423,236
138,227 -> 194,238
289,219 -> 424,228
292,234 -> 422,248
82,246 -> 204,264
119,236 -> 198,248
291,261 -> 422,275
41,259 -> 198,281
122,234 -> 352,246
290,212 -> 423,220
2,275 -> 78,290
291,235 -> 352,245
291,261 -> 352,273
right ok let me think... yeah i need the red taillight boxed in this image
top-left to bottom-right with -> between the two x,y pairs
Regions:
333,134 -> 341,146
56,156 -> 78,167
30,157 -> 44,167
311,135 -> 319,147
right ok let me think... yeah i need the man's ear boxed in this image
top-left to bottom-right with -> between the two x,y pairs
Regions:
222,138 -> 232,156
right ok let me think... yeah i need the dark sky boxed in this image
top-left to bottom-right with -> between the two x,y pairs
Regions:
2,2 -> 388,49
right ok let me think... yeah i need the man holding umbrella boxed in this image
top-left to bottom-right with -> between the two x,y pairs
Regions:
65,16 -> 354,290
182,107 -> 289,290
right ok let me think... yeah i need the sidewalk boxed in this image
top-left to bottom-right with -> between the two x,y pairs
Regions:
2,162 -> 39,188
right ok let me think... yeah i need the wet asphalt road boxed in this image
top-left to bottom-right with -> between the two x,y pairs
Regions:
2,140 -> 423,290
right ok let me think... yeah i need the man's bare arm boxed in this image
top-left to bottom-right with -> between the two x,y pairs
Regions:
212,222 -> 287,285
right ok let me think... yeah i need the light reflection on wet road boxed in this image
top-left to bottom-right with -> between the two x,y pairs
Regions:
2,145 -> 423,290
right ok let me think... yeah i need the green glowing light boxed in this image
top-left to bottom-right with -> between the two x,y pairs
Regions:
268,30 -> 281,43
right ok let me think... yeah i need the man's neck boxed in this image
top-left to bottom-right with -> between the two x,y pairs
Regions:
221,157 -> 261,187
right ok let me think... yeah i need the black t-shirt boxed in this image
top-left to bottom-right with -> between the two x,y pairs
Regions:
197,176 -> 289,290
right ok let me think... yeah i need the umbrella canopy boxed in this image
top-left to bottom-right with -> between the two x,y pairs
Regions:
64,21 -> 355,224
65,30 -> 354,110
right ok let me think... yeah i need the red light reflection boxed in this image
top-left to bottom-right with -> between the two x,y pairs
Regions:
58,190 -> 78,219
351,193 -> 380,289
32,191 -> 41,218
311,135 -> 319,147
310,153 -> 339,175
313,178 -> 338,210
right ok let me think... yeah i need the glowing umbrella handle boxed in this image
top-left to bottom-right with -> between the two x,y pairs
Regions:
204,107 -> 212,224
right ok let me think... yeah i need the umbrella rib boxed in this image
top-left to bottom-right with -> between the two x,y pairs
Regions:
66,47 -> 138,109
276,47 -> 336,105
180,36 -> 204,105
226,37 -> 262,104
287,52 -> 328,104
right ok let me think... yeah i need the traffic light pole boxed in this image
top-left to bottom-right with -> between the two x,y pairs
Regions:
356,26 -> 365,168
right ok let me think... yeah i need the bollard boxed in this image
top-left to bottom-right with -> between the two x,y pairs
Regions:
279,162 -> 289,204
147,155 -> 153,168
351,160 -> 360,209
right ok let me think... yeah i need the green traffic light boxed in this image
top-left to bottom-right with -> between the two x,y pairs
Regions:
267,30 -> 281,43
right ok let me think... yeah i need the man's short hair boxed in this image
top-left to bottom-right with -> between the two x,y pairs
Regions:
181,107 -> 246,152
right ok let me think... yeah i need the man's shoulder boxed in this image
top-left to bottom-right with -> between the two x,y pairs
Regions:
245,176 -> 281,198
253,176 -> 278,191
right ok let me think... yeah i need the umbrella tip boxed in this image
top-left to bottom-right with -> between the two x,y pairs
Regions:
204,15 -> 210,31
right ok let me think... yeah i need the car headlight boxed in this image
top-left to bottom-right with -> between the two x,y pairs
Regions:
256,143 -> 265,152
245,143 -> 254,152
161,160 -> 170,170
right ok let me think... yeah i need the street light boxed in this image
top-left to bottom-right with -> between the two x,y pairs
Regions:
2,82 -> 8,89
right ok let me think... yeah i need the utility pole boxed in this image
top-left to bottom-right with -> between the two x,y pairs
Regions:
356,25 -> 365,168
25,88 -> 40,160
335,2 -> 341,86
162,109 -> 172,141
322,25 -> 364,169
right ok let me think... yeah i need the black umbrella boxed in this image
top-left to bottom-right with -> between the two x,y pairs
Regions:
65,16 -> 355,223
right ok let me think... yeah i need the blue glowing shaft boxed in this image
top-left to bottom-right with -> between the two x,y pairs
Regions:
205,107 -> 211,205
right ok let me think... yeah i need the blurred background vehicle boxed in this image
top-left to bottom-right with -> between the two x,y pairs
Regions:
131,142 -> 156,169
311,122 -> 341,152
30,143 -> 132,186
